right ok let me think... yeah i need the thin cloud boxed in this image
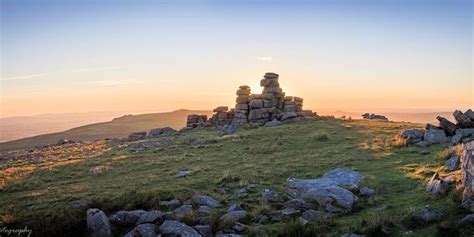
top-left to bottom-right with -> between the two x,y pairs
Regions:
256,56 -> 273,62
72,66 -> 121,73
0,73 -> 48,81
87,79 -> 140,86
1,66 -> 122,81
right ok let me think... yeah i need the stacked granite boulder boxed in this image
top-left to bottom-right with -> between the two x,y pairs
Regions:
209,106 -> 234,126
399,109 -> 474,146
233,86 -> 252,126
186,115 -> 208,128
232,72 -> 316,126
185,72 -> 316,129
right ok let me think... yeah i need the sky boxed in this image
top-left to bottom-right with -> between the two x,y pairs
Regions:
0,0 -> 472,118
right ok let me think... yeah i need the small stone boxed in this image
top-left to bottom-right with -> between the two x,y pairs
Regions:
194,225 -> 213,237
359,187 -> 375,197
220,210 -> 248,224
227,204 -> 243,212
176,169 -> 192,177
461,214 -> 474,225
192,194 -> 222,208
87,208 -> 112,237
197,205 -> 212,215
412,207 -> 445,223
302,210 -> 333,222
160,199 -> 180,207
445,155 -> 460,171
174,205 -> 193,219
261,189 -> 283,204
160,220 -> 201,237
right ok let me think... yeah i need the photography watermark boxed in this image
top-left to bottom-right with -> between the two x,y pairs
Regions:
0,227 -> 32,237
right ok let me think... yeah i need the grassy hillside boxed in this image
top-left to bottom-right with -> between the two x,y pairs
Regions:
0,111 -> 126,142
1,117 -> 471,236
0,109 -> 213,152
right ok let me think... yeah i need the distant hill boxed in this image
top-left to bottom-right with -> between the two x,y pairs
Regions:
0,111 -> 126,142
0,109 -> 213,152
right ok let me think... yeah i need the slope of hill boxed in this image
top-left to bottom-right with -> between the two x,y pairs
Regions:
0,111 -> 126,142
1,118 -> 471,236
0,109 -> 213,152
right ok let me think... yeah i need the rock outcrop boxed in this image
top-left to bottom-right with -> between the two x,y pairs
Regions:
361,113 -> 389,121
399,109 -> 474,146
185,72 -> 317,129
285,168 -> 363,213
461,143 -> 474,212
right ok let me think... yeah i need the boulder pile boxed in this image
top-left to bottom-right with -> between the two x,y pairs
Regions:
86,168 -> 371,237
361,113 -> 389,121
400,109 -> 474,146
186,72 -> 317,129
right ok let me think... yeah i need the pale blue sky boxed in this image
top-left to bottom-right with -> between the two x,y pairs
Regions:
1,0 -> 472,117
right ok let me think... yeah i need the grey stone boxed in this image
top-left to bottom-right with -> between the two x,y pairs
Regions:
261,189 -> 283,204
137,210 -> 163,225
280,207 -> 300,218
302,210 -> 333,222
400,129 -> 425,143
128,132 -> 147,141
285,168 -> 362,212
133,223 -> 158,237
322,168 -> 364,190
87,208 -> 112,237
456,128 -> 474,138
194,225 -> 213,237
426,173 -> 450,194
461,147 -> 474,211
412,207 -> 445,223
110,210 -> 145,227
452,134 -> 463,145
176,169 -> 192,177
284,198 -> 305,210
160,199 -> 181,207
359,187 -> 375,197
227,204 -> 243,212
280,112 -> 297,121
461,214 -> 474,225
220,210 -> 247,224
148,127 -> 177,138
445,155 -> 460,171
264,119 -> 282,127
174,205 -> 193,219
197,205 -> 212,215
423,129 -> 448,144
192,194 -> 222,208
160,220 -> 201,237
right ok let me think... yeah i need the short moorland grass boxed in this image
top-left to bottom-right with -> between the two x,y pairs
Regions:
1,118 -> 472,236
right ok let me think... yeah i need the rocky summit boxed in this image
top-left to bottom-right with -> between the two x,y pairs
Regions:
185,72 -> 317,129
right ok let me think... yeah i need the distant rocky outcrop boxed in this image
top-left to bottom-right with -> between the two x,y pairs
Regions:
361,113 -> 389,121
399,109 -> 474,146
185,72 -> 317,130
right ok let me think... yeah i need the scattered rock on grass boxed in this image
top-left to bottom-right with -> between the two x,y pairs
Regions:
192,194 -> 222,208
160,220 -> 201,237
87,208 -> 112,237
412,207 -> 445,223
359,187 -> 375,197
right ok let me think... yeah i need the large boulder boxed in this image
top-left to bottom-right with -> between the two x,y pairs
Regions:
160,220 -> 202,237
285,168 -> 362,213
148,127 -> 176,138
110,210 -> 145,226
192,194 -> 222,208
461,146 -> 474,211
453,110 -> 473,128
436,116 -> 457,135
400,129 -> 425,143
87,208 -> 112,237
425,173 -> 450,194
128,132 -> 147,141
423,128 -> 448,144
